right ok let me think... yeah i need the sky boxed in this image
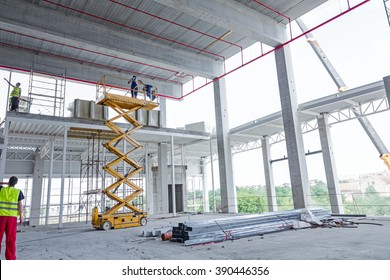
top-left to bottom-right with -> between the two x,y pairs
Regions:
166,0 -> 390,186
1,0 -> 390,188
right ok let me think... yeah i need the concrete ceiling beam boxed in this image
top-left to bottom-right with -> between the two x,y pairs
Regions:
153,0 -> 286,47
0,0 -> 222,83
0,45 -> 182,97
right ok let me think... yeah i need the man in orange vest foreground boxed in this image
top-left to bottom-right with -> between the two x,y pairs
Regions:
0,176 -> 24,260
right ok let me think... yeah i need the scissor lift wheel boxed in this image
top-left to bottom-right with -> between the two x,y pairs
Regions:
101,221 -> 112,231
140,217 -> 147,226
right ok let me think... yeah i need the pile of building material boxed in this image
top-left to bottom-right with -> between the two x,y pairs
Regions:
142,226 -> 172,238
171,208 -> 331,246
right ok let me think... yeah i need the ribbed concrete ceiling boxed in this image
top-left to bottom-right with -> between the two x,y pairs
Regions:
0,0 -> 333,158
0,0 -> 327,97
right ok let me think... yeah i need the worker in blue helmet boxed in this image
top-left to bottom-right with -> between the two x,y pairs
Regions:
127,76 -> 138,98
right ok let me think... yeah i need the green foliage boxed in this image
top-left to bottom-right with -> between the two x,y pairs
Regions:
208,189 -> 221,211
310,180 -> 331,210
199,180 -> 390,216
187,189 -> 206,212
236,185 -> 267,213
275,185 -> 293,210
344,186 -> 390,216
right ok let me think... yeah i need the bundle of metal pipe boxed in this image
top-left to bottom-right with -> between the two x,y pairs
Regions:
170,208 -> 331,246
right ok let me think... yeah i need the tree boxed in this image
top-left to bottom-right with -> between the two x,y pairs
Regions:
236,185 -> 267,213
204,182 -> 390,216
343,185 -> 390,216
310,180 -> 330,210
275,185 -> 293,210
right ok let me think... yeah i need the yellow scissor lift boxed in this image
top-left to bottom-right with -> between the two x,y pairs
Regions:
92,92 -> 158,230
381,154 -> 390,171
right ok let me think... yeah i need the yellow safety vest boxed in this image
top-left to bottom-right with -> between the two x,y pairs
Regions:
0,187 -> 20,217
10,87 -> 21,98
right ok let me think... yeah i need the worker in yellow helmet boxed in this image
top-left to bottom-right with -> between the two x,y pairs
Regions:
4,78 -> 22,112
0,176 -> 24,260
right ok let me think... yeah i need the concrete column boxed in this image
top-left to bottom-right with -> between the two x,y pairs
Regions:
58,126 -> 67,228
181,145 -> 188,212
384,75 -> 390,106
261,137 -> 277,212
159,98 -> 167,128
157,143 -> 168,213
213,77 -> 237,213
201,158 -> 210,212
170,136 -> 176,216
318,114 -> 344,214
275,45 -> 311,209
0,119 -> 10,182
145,144 -> 154,214
29,149 -> 44,226
45,139 -> 55,225
209,139 -> 216,213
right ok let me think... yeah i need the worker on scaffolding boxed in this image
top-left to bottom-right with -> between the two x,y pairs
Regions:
138,80 -> 157,101
127,75 -> 138,99
150,86 -> 158,101
4,78 -> 22,112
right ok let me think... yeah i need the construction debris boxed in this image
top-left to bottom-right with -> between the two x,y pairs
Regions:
142,226 -> 172,238
320,218 -> 383,228
161,231 -> 172,241
300,208 -> 324,225
170,208 -> 332,246
140,208 -> 382,246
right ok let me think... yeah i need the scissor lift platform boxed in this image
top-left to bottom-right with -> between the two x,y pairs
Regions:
92,93 -> 158,230
98,93 -> 159,110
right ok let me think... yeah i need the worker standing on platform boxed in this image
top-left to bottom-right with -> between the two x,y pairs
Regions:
150,86 -> 158,101
138,80 -> 156,101
127,76 -> 138,99
4,78 -> 21,112
0,176 -> 24,260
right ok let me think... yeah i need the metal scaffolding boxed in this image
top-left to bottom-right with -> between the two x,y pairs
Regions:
79,133 -> 106,223
27,62 -> 66,117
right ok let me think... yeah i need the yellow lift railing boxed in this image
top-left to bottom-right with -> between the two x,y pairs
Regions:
92,82 -> 158,230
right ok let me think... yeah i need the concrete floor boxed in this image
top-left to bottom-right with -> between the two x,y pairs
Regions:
5,213 -> 390,260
